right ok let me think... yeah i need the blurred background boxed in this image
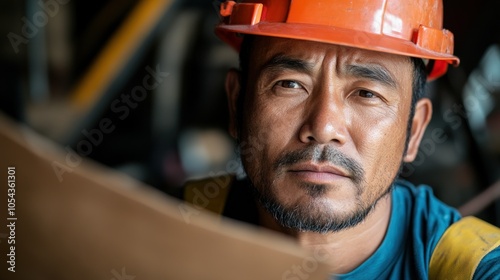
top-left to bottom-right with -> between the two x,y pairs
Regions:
0,0 -> 499,225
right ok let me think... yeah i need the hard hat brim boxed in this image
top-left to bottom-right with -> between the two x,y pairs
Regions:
216,22 -> 459,79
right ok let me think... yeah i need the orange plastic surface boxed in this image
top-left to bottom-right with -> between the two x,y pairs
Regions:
215,0 -> 459,80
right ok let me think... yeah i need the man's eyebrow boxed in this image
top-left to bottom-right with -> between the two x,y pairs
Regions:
345,64 -> 398,89
260,54 -> 314,74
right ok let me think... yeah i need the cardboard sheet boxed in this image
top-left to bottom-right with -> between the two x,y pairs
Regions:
0,113 -> 331,280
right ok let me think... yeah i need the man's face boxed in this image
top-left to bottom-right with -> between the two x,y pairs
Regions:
230,37 -> 418,232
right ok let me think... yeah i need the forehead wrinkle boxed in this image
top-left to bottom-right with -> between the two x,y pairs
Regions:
259,53 -> 315,76
344,64 -> 398,89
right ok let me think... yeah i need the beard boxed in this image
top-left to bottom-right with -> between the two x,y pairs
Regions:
244,144 -> 398,234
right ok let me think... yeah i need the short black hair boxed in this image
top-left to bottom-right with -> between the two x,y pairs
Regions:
236,35 -> 428,151
406,55 -> 427,154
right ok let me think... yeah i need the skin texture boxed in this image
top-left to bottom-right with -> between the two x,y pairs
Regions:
225,37 -> 432,273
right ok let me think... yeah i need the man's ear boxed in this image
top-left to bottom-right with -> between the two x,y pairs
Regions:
225,68 -> 240,139
403,98 -> 433,162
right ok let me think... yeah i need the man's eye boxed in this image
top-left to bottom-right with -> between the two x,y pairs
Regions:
276,80 -> 302,89
358,90 -> 377,98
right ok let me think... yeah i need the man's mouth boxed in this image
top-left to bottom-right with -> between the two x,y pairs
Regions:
288,163 -> 350,183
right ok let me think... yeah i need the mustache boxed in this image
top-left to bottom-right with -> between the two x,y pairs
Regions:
273,145 -> 365,185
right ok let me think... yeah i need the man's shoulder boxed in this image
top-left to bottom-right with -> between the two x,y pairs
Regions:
391,179 -> 461,260
392,180 -> 500,279
393,179 -> 461,223
429,216 -> 500,279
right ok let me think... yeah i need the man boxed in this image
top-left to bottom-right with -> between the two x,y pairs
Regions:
182,0 -> 500,278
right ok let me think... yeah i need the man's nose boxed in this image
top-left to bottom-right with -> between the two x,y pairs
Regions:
298,89 -> 348,145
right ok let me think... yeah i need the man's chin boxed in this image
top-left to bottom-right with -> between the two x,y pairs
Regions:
257,191 -> 372,233
266,201 -> 372,233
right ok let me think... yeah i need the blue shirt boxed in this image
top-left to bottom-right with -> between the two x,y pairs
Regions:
335,180 -> 500,279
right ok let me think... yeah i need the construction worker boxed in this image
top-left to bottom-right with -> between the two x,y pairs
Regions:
182,0 -> 500,278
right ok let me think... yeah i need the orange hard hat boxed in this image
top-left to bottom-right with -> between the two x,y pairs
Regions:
215,0 -> 460,80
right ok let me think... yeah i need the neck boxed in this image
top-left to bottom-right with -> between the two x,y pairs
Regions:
257,194 -> 392,274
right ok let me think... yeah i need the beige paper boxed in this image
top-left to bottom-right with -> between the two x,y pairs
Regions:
0,113 -> 331,280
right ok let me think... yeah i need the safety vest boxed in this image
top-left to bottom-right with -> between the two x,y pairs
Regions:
184,176 -> 500,279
